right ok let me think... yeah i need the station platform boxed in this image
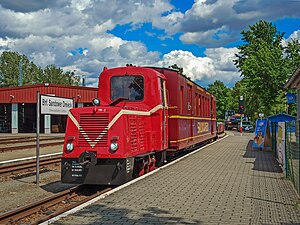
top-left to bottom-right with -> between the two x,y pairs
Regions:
50,132 -> 300,225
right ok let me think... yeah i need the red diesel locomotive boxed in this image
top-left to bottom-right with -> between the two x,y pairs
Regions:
61,66 -> 217,185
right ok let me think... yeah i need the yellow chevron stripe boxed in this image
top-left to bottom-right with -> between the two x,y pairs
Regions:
68,111 -> 98,147
68,105 -> 164,148
108,104 -> 163,129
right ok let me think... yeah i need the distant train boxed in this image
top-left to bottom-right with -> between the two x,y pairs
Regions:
61,66 -> 218,185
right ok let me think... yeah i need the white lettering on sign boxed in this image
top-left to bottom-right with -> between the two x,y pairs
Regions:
41,95 -> 74,115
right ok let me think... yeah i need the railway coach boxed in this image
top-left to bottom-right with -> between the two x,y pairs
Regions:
61,66 -> 217,185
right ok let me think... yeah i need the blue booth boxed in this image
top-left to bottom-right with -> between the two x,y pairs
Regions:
267,113 -> 296,177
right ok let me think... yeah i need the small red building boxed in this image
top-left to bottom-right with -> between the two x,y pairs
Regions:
0,83 -> 97,133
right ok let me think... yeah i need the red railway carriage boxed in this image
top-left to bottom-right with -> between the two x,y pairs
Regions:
150,67 -> 217,152
61,66 -> 217,185
217,122 -> 225,134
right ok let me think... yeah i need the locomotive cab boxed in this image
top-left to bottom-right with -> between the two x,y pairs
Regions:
61,66 -> 168,185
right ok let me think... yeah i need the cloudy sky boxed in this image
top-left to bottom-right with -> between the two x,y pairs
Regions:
0,0 -> 299,88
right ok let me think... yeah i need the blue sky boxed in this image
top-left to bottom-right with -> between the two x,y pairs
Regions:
0,0 -> 299,88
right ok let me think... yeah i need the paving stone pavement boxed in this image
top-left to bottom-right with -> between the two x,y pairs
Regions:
53,133 -> 300,225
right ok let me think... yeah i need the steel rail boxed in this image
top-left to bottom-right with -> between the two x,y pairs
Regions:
0,186 -> 112,225
0,156 -> 61,177
0,136 -> 35,142
0,137 -> 64,145
0,141 -> 64,152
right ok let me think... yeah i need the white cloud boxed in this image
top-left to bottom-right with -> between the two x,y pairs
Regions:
0,1 -> 167,87
0,0 -> 69,12
94,19 -> 115,34
83,0 -> 174,33
70,0 -> 92,11
0,37 -> 13,49
288,30 -> 300,41
82,49 -> 88,56
164,0 -> 300,47
0,6 -> 88,38
282,30 -> 300,47
30,51 -> 56,67
157,48 -> 240,86
180,26 -> 238,47
204,47 -> 238,71
131,0 -> 173,25
0,0 -> 299,88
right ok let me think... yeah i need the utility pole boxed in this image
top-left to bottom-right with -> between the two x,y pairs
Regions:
18,60 -> 23,86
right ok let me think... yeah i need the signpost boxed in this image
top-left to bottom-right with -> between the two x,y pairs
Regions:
36,91 -> 40,186
36,93 -> 74,186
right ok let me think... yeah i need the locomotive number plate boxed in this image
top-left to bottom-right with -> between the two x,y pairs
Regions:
71,161 -> 83,177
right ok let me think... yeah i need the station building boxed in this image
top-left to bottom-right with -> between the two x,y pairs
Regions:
0,84 -> 97,134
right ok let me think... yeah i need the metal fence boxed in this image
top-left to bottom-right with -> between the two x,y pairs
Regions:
286,120 -> 299,194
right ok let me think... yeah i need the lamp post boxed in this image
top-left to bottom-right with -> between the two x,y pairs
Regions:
240,96 -> 243,135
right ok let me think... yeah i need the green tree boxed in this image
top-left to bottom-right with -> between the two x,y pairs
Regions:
169,64 -> 183,74
42,64 -> 79,85
0,51 -> 42,87
207,80 -> 233,119
283,40 -> 300,117
234,20 -> 288,118
0,51 -> 80,87
169,64 -> 191,79
285,39 -> 300,74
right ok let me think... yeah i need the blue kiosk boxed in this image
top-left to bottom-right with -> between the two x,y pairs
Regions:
267,113 -> 296,177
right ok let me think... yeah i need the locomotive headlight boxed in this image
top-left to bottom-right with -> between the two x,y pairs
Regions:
66,143 -> 74,152
110,143 -> 118,151
92,98 -> 100,106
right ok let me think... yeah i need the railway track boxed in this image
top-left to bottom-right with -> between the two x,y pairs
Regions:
0,137 -> 64,145
0,186 -> 112,225
0,155 -> 61,178
0,141 -> 64,152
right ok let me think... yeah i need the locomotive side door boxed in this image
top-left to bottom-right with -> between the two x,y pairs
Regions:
159,77 -> 168,149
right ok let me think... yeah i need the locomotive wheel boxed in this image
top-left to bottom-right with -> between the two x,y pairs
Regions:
133,158 -> 145,177
144,163 -> 149,174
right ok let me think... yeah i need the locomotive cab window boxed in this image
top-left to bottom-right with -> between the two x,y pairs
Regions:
110,75 -> 144,101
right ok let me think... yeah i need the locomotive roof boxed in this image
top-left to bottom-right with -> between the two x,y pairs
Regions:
103,65 -> 215,98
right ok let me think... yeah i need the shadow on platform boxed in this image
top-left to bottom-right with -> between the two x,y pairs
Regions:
243,140 -> 282,173
52,203 -> 203,225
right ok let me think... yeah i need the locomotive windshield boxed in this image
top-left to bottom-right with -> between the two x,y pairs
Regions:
110,75 -> 144,101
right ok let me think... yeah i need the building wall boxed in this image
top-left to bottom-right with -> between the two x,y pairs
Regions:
0,84 -> 97,103
0,84 -> 98,133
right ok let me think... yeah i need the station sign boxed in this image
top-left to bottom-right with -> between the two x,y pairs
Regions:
41,95 -> 74,115
286,93 -> 296,103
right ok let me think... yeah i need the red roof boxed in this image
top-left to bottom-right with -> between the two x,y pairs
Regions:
0,83 -> 98,103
